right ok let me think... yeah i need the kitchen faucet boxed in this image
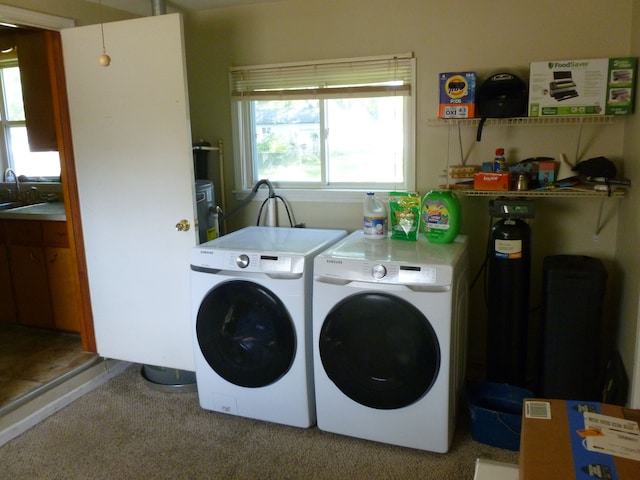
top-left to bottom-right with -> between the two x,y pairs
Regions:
4,168 -> 20,201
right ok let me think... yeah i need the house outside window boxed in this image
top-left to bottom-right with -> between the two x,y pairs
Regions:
230,53 -> 416,199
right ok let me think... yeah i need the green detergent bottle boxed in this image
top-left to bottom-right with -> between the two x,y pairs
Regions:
421,190 -> 461,243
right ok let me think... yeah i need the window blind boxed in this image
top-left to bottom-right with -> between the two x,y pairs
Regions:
230,53 -> 414,100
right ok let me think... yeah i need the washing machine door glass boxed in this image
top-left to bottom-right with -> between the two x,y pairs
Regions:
196,280 -> 296,388
319,292 -> 440,409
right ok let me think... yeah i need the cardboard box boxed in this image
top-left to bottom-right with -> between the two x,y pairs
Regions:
606,57 -> 637,115
474,459 -> 519,480
537,161 -> 556,185
438,72 -> 476,118
528,58 -> 637,117
519,399 -> 640,479
448,164 -> 480,179
474,172 -> 511,191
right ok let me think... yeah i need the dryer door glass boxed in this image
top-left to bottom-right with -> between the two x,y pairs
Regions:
196,280 -> 296,388
319,292 -> 440,409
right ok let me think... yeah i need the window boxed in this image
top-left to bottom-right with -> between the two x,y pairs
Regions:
0,51 -> 60,180
230,53 -> 415,196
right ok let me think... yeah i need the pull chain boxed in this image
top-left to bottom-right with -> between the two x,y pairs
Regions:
98,0 -> 111,66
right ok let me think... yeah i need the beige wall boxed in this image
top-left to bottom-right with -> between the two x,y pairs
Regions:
184,0 -> 636,397
618,0 -> 640,407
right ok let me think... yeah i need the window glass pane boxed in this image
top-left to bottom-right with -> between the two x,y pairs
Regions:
2,67 -> 25,121
8,126 -> 60,178
327,96 -> 404,183
254,99 -> 321,182
234,54 -> 414,191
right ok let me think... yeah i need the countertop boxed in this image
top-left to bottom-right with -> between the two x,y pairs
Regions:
0,202 -> 66,221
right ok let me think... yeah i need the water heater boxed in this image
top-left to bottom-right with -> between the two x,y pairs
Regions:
195,179 -> 217,244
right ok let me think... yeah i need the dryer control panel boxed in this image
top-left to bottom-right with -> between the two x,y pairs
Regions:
312,231 -> 466,287
314,256 -> 451,287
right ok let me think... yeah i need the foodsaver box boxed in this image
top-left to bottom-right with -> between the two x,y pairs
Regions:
438,72 -> 476,118
528,57 -> 637,116
606,57 -> 637,115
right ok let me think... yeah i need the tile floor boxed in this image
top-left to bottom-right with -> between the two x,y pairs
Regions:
0,323 -> 97,409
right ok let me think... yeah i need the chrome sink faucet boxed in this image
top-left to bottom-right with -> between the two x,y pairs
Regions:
4,168 -> 20,200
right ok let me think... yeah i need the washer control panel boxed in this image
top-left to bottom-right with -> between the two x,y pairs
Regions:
191,247 -> 304,274
226,252 -> 297,273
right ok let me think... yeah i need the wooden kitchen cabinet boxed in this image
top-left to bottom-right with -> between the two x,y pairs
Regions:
15,30 -> 58,152
0,241 -> 17,324
3,219 -> 81,332
9,244 -> 54,329
5,220 -> 54,329
43,221 -> 82,332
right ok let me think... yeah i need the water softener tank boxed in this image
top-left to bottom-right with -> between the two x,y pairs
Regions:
486,217 -> 531,387
195,180 -> 216,244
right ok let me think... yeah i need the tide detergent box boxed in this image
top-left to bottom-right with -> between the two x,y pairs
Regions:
439,72 -> 476,118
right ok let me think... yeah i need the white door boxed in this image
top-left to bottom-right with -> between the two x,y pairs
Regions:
61,13 -> 197,370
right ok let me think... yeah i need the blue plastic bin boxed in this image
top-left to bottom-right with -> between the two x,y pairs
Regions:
467,382 -> 533,451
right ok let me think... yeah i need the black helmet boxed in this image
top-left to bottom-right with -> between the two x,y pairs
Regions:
476,72 -> 528,141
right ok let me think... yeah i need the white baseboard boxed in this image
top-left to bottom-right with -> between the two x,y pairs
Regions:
0,359 -> 131,447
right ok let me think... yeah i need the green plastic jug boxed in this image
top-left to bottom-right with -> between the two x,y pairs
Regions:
421,190 -> 461,243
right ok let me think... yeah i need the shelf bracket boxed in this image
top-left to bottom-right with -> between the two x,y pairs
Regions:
593,196 -> 606,241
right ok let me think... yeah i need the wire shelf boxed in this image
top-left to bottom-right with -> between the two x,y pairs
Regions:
427,115 -> 616,127
444,188 -> 626,198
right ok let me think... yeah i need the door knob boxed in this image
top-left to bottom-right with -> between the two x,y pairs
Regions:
175,219 -> 190,232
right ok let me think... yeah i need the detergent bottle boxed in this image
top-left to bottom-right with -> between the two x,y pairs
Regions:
421,190 -> 461,243
363,192 -> 387,239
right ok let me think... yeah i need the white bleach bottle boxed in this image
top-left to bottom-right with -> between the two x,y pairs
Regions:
363,192 -> 387,239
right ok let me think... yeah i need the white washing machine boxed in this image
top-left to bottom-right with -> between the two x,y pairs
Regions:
191,226 -> 346,428
312,231 -> 469,452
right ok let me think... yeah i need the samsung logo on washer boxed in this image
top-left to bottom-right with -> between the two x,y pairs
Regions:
199,250 -> 214,255
326,259 -> 343,264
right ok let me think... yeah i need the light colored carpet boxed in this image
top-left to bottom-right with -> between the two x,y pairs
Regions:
0,365 -> 518,479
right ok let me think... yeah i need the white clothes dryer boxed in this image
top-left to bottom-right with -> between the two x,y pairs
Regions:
312,231 -> 469,452
191,226 -> 346,428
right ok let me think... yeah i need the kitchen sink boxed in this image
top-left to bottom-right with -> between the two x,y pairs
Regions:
0,201 -> 47,211
0,201 -> 23,210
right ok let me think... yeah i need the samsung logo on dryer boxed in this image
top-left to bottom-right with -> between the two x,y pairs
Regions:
199,250 -> 214,255
325,259 -> 343,264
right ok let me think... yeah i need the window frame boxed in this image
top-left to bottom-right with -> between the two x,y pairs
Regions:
0,60 -> 61,181
230,53 -> 416,202
0,57 -> 22,173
